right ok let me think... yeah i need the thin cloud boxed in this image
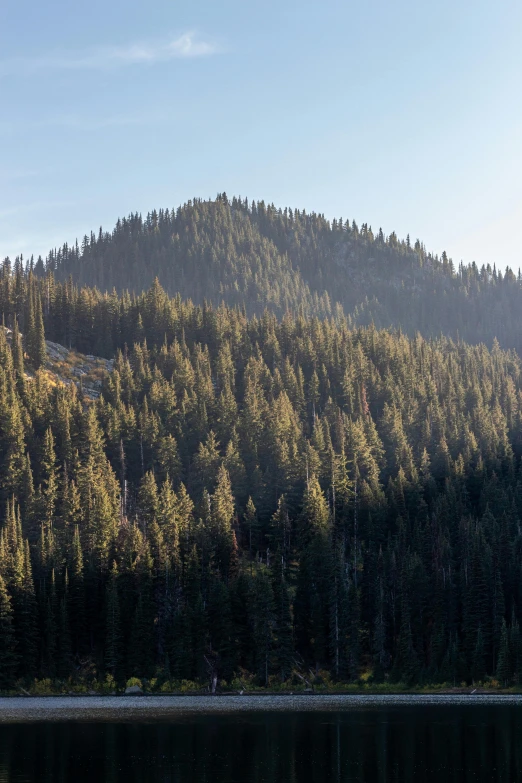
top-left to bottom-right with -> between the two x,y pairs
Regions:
0,32 -> 219,76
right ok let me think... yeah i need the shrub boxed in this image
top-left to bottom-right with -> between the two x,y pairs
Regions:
180,680 -> 199,693
99,674 -> 117,694
31,679 -> 54,695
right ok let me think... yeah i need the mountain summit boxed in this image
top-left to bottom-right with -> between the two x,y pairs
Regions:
37,194 -> 522,352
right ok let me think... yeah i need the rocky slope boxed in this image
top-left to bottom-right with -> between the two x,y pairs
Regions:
3,327 -> 113,399
42,339 -> 114,399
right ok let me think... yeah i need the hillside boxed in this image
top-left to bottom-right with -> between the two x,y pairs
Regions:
37,193 -> 522,352
0,273 -> 522,689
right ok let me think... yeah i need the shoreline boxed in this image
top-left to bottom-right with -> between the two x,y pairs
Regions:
1,693 -> 522,722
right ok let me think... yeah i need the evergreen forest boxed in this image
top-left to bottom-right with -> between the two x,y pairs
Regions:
1,196 -> 522,691
41,193 -> 522,353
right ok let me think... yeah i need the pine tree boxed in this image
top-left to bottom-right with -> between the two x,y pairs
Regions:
392,594 -> 419,684
105,562 -> 121,677
137,470 -> 159,533
511,612 -> 522,685
129,551 -> 155,678
251,571 -> 275,686
69,525 -> 86,657
32,292 -> 47,369
211,465 -> 236,580
268,495 -> 291,564
11,316 -> 25,394
57,592 -> 72,679
471,627 -> 486,684
0,574 -> 17,688
41,571 -> 58,679
0,373 -> 26,503
496,619 -> 511,686
271,554 -> 294,681
206,577 -> 235,682
13,538 -> 38,680
243,496 -> 259,560
24,285 -> 36,366
39,427 -> 58,530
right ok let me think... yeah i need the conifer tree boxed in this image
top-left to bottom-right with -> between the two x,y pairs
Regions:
511,612 -> 522,685
57,591 -> 72,679
105,562 -> 121,677
211,465 -> 236,580
32,292 -> 47,369
471,627 -> 486,684
251,571 -> 275,686
39,427 -> 58,530
11,316 -> 24,394
41,571 -> 58,679
271,554 -> 294,681
392,594 -> 419,684
206,577 -> 235,681
69,525 -> 86,657
244,496 -> 259,560
0,373 -> 26,503
496,619 -> 511,686
129,550 -> 155,678
0,574 -> 17,687
24,285 -> 36,366
12,538 -> 38,680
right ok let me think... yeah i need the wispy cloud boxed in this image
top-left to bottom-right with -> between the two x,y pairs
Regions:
0,32 -> 219,76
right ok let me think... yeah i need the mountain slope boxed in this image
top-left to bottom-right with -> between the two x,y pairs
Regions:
39,194 -> 522,351
1,281 -> 522,688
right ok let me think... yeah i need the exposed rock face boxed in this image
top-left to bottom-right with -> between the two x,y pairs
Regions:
124,685 -> 143,695
2,326 -> 113,400
44,340 -> 114,399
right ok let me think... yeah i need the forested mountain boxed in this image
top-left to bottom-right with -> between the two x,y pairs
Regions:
34,193 -> 522,352
0,266 -> 522,689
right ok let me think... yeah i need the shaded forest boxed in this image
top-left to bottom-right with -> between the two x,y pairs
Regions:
0,265 -> 521,689
29,193 -> 522,353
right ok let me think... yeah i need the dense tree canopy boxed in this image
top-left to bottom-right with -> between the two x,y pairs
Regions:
22,193 -> 522,353
0,263 -> 522,688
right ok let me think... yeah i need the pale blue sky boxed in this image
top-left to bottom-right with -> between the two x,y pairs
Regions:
1,0 -> 521,269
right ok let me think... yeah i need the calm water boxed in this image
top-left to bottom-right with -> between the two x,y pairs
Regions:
0,705 -> 521,782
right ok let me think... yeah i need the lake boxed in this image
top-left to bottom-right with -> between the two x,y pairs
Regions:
0,703 -> 521,781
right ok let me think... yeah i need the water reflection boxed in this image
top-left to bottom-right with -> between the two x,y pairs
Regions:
0,706 -> 521,782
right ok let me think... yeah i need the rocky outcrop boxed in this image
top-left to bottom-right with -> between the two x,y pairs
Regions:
124,685 -> 143,695
44,340 -> 114,399
2,326 -> 113,400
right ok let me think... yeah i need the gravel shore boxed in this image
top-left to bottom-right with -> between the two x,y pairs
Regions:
0,693 -> 521,722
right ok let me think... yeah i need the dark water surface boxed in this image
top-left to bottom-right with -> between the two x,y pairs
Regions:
1,705 -> 522,782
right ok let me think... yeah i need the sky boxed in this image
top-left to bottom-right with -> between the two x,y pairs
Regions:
1,0 -> 521,270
